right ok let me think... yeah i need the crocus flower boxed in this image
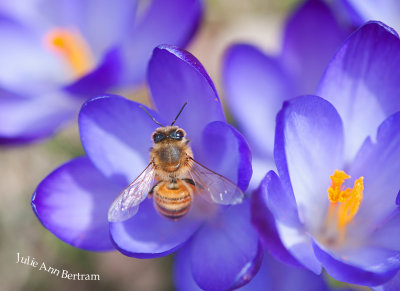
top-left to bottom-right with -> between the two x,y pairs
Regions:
222,0 -> 351,187
252,21 -> 400,287
32,45 -> 258,290
0,0 -> 202,144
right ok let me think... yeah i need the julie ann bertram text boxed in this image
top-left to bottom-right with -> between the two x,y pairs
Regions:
16,252 -> 100,280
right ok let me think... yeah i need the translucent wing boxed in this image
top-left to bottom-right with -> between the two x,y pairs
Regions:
187,157 -> 244,205
108,163 -> 156,222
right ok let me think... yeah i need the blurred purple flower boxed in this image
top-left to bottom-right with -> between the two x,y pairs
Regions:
31,45 -> 258,290
222,0 -> 351,188
252,21 -> 400,287
0,0 -> 203,144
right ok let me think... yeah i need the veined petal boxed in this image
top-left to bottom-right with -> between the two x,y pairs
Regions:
148,45 -> 225,149
121,0 -> 203,86
280,0 -> 350,94
32,157 -> 123,251
222,44 -> 295,158
274,95 -> 344,231
317,21 -> 400,161
190,201 -> 262,291
79,95 -> 161,182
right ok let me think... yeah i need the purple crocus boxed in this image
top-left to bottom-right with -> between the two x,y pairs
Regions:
252,21 -> 400,287
0,0 -> 202,144
222,0 -> 351,188
31,45 -> 258,290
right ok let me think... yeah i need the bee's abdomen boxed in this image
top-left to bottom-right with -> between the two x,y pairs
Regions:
154,181 -> 193,219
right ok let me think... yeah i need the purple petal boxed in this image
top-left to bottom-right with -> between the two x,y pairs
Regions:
190,201 -> 262,291
0,90 -> 77,144
342,0 -> 400,33
64,47 -> 122,99
274,95 -> 344,231
222,44 -> 295,158
198,121 -> 252,192
373,270 -> 400,291
31,157 -> 123,251
241,254 -> 331,291
280,0 -> 350,94
121,0 -> 203,86
174,242 -> 202,291
79,95 -> 161,182
313,240 -> 400,286
370,209 -> 400,252
251,173 -> 303,268
148,45 -> 225,148
317,21 -> 400,161
261,170 -> 302,228
348,112 -> 400,235
110,198 -> 202,259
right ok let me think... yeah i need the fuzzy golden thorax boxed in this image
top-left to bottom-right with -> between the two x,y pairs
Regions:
150,126 -> 193,180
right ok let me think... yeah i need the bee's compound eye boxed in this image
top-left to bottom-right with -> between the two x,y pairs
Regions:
153,133 -> 166,143
175,130 -> 184,139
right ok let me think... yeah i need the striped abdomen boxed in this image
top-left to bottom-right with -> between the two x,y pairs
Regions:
153,180 -> 193,219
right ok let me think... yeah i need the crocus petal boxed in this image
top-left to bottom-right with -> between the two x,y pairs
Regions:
373,270 -> 400,291
343,0 -> 400,33
348,112 -> 400,234
0,90 -> 77,144
280,0 -> 350,94
109,198 -> 202,259
174,242 -> 203,291
0,16 -> 68,92
148,45 -> 225,149
198,121 -> 252,192
31,157 -> 123,251
241,254 -> 331,291
313,241 -> 400,286
251,176 -> 302,268
79,95 -> 161,182
274,95 -> 344,231
317,21 -> 400,161
370,209 -> 400,252
222,44 -> 295,158
121,0 -> 203,86
190,201 -> 262,291
64,47 -> 122,99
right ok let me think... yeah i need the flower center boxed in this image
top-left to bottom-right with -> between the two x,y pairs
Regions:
44,28 -> 94,77
325,170 -> 364,243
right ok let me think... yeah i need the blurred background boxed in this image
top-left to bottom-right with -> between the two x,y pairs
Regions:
0,0 -> 324,290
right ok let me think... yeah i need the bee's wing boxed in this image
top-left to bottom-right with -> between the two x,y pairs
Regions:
108,163 -> 156,222
188,158 -> 244,205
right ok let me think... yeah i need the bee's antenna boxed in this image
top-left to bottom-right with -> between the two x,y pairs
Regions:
139,105 -> 164,127
171,102 -> 188,126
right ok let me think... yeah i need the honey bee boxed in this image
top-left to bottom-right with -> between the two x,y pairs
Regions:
108,103 -> 244,222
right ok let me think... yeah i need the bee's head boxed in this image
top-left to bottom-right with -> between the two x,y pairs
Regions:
152,126 -> 186,143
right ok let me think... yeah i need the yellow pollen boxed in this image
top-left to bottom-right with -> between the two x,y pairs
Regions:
326,170 -> 364,242
45,28 -> 94,77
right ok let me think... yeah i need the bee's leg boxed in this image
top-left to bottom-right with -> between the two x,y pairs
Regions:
148,181 -> 161,198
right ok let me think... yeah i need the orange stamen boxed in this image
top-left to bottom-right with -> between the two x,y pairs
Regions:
44,28 -> 94,77
326,170 -> 364,242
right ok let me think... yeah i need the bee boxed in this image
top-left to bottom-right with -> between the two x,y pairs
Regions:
108,103 -> 244,222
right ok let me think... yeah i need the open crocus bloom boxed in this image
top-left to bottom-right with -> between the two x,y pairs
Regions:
0,0 -> 202,144
252,21 -> 400,287
31,45 -> 259,290
222,0 -> 351,188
